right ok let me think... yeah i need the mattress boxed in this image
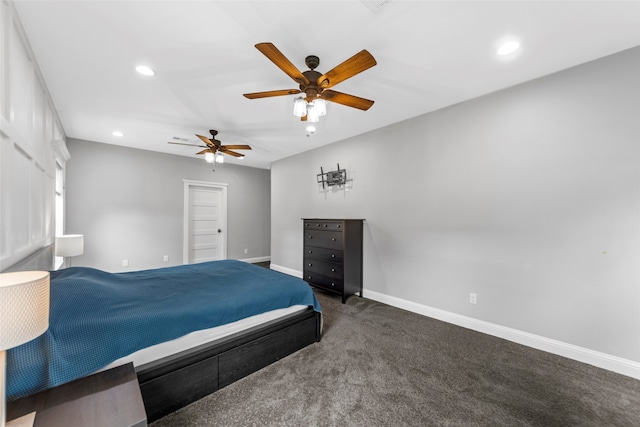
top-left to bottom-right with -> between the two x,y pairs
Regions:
101,304 -> 308,371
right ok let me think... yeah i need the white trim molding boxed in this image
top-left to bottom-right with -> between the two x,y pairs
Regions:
270,263 -> 302,278
51,138 -> 70,163
240,256 -> 271,264
269,264 -> 640,380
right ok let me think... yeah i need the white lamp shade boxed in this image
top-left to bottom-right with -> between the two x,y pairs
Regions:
311,99 -> 326,116
293,97 -> 307,117
55,234 -> 84,257
0,271 -> 50,350
307,107 -> 320,123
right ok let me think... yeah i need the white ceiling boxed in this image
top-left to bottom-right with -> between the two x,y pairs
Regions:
13,0 -> 640,169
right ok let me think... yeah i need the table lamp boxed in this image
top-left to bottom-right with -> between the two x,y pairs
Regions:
0,271 -> 50,427
55,234 -> 84,267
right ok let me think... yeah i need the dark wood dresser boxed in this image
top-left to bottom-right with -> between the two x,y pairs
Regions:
302,218 -> 363,303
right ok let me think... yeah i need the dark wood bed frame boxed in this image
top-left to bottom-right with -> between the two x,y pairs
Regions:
5,245 -> 322,423
138,307 -> 321,421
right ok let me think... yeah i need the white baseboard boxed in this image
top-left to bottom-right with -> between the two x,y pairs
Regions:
270,263 -> 302,277
365,289 -> 640,380
239,256 -> 271,264
268,265 -> 640,379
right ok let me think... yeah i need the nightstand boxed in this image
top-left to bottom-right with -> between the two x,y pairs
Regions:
7,362 -> 147,427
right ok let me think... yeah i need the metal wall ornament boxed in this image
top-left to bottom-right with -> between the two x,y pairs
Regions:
317,164 -> 347,189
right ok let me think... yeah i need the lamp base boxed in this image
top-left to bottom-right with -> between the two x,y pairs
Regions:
6,412 -> 35,427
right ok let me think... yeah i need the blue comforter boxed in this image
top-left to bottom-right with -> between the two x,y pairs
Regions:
7,260 -> 320,400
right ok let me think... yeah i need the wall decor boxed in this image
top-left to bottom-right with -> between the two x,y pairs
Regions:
317,164 -> 346,189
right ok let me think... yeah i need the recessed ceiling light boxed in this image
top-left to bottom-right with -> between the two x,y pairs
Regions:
497,41 -> 520,56
135,65 -> 155,76
112,131 -> 124,137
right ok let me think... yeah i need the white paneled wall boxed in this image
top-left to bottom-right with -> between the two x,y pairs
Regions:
0,0 -> 69,271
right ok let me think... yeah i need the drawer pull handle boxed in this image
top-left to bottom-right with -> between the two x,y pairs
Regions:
308,250 -> 313,254
331,238 -> 336,241
331,283 -> 335,287
317,224 -> 321,227
331,254 -> 335,258
331,268 -> 335,272
307,276 -> 312,280
308,263 -> 313,267
324,224 -> 328,227
308,236 -> 313,239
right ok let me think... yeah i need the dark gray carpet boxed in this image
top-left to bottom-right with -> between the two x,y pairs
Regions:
151,291 -> 640,426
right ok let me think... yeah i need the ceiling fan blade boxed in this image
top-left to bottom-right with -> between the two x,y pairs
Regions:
221,145 -> 252,150
168,142 -> 207,148
196,134 -> 215,147
255,42 -> 310,85
317,50 -> 377,88
219,149 -> 244,158
243,89 -> 301,99
320,89 -> 374,111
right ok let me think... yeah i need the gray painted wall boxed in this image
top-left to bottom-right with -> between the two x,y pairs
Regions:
66,139 -> 270,272
271,47 -> 640,363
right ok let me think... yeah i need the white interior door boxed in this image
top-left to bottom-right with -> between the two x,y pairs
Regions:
183,180 -> 227,264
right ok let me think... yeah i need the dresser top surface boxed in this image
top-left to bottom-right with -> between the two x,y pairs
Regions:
301,218 -> 365,221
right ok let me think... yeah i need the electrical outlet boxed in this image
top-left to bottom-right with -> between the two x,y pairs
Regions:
122,259 -> 129,267
469,293 -> 477,304
163,255 -> 169,262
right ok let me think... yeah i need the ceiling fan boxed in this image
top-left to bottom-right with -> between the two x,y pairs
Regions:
243,43 -> 377,119
168,130 -> 251,162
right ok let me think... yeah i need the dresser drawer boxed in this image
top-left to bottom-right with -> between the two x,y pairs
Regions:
303,246 -> 343,263
303,271 -> 344,293
304,230 -> 343,249
303,259 -> 343,278
304,221 -> 344,231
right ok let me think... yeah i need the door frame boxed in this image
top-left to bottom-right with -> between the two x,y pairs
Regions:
183,179 -> 228,264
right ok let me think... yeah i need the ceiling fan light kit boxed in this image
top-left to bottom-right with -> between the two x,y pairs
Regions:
293,97 -> 327,123
244,42 -> 376,129
204,152 -> 225,164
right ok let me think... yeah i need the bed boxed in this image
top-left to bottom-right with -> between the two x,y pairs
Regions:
6,254 -> 322,421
